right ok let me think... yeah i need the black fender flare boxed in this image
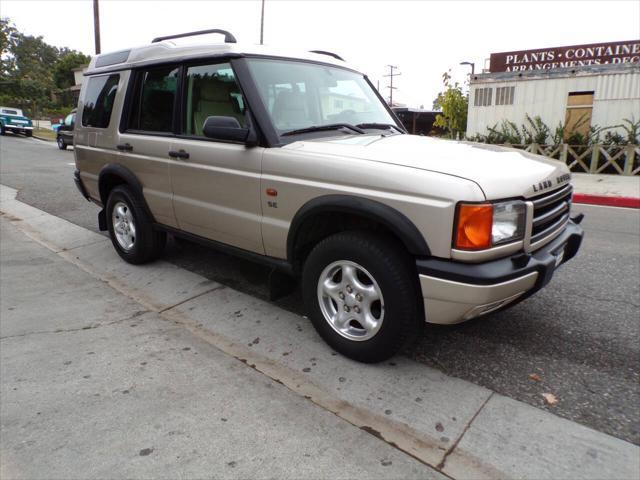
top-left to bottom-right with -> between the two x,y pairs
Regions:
97,163 -> 155,221
287,194 -> 430,263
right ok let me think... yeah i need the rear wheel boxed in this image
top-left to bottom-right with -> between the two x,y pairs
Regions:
106,185 -> 166,264
0,125 -> 5,135
302,231 -> 420,363
57,136 -> 67,150
25,130 -> 32,137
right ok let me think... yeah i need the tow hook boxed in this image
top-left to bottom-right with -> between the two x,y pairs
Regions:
571,213 -> 585,225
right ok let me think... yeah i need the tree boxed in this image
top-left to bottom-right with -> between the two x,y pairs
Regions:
54,50 -> 90,90
0,18 -> 18,77
0,17 -> 91,114
432,71 -> 468,139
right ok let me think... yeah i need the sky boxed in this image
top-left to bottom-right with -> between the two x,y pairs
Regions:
3,0 -> 639,108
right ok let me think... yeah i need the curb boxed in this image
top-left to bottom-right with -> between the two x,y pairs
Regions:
573,193 -> 640,209
32,134 -> 54,142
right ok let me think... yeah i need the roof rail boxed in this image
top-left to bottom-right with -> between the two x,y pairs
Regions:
310,50 -> 344,61
152,28 -> 237,44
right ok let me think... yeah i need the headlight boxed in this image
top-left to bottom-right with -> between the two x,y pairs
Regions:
454,200 -> 526,250
492,201 -> 526,245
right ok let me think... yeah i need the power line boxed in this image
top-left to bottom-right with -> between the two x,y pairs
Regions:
383,65 -> 401,106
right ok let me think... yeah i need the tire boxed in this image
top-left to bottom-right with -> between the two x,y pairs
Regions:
57,136 -> 67,150
106,185 -> 166,264
25,130 -> 32,137
0,125 -> 5,135
302,231 -> 420,363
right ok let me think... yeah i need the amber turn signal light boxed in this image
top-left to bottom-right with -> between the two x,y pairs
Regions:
455,203 -> 493,250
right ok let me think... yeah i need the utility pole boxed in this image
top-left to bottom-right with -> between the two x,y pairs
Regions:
383,65 -> 401,106
260,0 -> 265,45
93,0 -> 101,54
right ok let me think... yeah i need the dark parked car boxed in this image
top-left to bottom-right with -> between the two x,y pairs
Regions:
56,109 -> 76,149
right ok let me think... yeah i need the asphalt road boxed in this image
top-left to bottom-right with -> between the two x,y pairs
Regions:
1,133 -> 639,444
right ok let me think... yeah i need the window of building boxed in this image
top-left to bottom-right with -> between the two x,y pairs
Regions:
496,86 -> 515,105
127,66 -> 179,133
183,63 -> 245,137
82,74 -> 119,128
474,87 -> 493,107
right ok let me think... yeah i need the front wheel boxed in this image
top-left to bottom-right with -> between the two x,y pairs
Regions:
302,231 -> 420,363
25,130 -> 32,137
57,136 -> 67,150
106,185 -> 166,264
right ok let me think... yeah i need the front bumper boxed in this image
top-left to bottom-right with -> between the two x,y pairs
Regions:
417,220 -> 584,324
6,125 -> 33,132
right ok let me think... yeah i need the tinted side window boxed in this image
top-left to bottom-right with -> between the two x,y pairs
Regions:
128,66 -> 179,133
183,63 -> 245,136
82,74 -> 119,128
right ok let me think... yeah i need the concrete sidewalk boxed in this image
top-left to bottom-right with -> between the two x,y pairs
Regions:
1,184 -> 639,479
0,217 -> 437,479
572,173 -> 640,208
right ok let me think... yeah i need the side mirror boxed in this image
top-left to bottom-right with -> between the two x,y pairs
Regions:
203,116 -> 251,143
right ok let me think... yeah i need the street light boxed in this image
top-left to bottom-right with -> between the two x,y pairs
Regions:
460,61 -> 475,76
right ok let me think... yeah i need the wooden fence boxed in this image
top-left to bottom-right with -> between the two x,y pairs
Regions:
498,144 -> 640,176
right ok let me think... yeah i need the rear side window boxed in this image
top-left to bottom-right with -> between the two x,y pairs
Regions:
82,74 -> 120,128
127,66 -> 179,133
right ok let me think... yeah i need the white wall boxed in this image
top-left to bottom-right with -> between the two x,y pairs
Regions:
467,70 -> 640,140
73,68 -> 86,87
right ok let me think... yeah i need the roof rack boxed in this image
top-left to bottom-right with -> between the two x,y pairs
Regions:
310,50 -> 344,61
152,28 -> 237,44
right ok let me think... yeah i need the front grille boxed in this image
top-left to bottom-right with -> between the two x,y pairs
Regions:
530,184 -> 572,244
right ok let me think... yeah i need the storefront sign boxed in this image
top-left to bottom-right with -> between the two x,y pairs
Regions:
489,40 -> 640,72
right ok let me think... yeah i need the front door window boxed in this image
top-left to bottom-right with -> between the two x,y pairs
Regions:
183,63 -> 245,137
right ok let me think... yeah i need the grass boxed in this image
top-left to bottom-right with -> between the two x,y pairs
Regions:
32,127 -> 57,141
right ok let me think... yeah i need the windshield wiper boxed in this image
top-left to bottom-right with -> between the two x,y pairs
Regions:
355,122 -> 403,133
282,123 -> 365,137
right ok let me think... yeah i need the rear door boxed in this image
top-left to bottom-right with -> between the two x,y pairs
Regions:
117,65 -> 181,228
169,61 -> 264,254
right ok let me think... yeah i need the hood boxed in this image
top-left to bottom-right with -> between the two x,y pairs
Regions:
285,134 -> 571,199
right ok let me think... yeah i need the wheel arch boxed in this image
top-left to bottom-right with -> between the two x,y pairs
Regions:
287,195 -> 430,269
98,163 -> 155,221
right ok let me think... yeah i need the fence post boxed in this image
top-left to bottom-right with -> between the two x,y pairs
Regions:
560,143 -> 568,167
590,145 -> 600,173
623,145 -> 635,176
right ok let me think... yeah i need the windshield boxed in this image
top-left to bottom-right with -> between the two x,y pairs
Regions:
245,59 -> 397,136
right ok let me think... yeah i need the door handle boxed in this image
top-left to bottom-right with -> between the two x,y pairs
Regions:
116,143 -> 133,152
168,149 -> 189,160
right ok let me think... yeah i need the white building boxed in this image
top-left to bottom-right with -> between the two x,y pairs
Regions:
467,41 -> 640,140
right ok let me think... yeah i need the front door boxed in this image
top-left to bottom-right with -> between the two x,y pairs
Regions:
170,61 -> 264,254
